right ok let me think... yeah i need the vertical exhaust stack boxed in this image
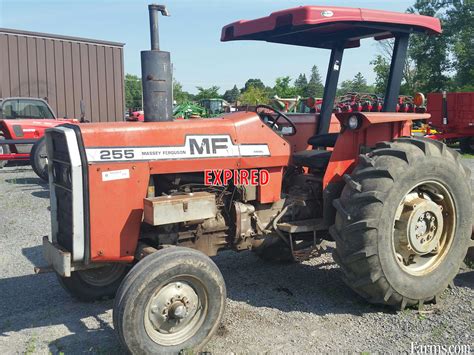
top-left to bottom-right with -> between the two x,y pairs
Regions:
141,4 -> 173,122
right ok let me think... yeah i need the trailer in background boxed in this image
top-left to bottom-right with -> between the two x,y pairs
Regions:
426,92 -> 474,153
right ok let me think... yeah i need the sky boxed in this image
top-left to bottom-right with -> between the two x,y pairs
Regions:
0,0 -> 415,94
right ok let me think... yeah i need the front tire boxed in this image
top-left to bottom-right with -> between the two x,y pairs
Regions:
0,135 -> 10,168
30,137 -> 49,181
113,247 -> 226,354
58,264 -> 129,302
332,138 -> 472,309
30,137 -> 49,182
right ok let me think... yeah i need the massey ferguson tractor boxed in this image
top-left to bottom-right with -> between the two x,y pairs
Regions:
37,5 -> 472,353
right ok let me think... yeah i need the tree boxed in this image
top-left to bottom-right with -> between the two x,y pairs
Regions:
294,74 -> 308,96
239,86 -> 268,105
351,72 -> 370,92
124,74 -> 142,109
407,1 -> 451,92
273,76 -> 298,97
444,0 -> 474,91
306,65 -> 324,97
371,54 -> 390,94
371,39 -> 417,95
173,80 -> 193,104
242,79 -> 265,92
195,86 -> 220,101
338,72 -> 374,95
223,85 -> 240,103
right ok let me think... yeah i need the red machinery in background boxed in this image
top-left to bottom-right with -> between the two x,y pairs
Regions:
426,92 -> 474,153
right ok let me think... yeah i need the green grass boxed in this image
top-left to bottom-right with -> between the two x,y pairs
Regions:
25,335 -> 37,354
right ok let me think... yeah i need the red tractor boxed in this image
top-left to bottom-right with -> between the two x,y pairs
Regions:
37,5 -> 472,353
0,97 -> 77,179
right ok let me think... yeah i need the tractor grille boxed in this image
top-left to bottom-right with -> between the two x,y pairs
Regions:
46,126 -> 86,262
49,131 -> 74,252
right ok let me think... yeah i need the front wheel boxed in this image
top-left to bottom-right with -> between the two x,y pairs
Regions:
0,135 -> 10,168
58,264 -> 129,302
30,137 -> 49,181
113,247 -> 226,354
332,138 -> 472,309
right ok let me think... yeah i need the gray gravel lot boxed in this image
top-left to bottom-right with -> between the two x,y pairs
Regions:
0,161 -> 472,354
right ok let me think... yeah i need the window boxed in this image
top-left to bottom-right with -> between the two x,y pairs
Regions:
1,99 -> 55,119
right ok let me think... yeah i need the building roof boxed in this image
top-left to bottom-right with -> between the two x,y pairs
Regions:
0,28 -> 125,48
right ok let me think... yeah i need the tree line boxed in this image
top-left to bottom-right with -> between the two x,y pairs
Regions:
125,0 -> 472,109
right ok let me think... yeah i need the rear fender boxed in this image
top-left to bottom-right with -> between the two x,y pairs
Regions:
322,112 -> 429,224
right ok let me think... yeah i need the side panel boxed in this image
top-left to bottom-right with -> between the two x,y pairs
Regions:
88,162 -> 149,262
81,113 -> 291,261
323,113 -> 413,189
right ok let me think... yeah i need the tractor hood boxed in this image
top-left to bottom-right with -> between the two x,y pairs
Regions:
75,111 -> 290,172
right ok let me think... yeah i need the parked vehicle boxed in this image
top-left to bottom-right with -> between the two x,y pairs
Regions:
426,91 -> 474,153
37,5 -> 472,353
0,97 -> 77,179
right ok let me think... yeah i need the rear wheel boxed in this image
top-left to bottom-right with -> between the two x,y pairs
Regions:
459,137 -> 474,154
30,137 -> 49,181
113,247 -> 226,354
58,264 -> 129,302
332,138 -> 472,309
0,135 -> 10,168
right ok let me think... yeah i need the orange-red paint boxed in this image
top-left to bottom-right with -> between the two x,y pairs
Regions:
81,110 -> 427,262
322,112 -> 424,189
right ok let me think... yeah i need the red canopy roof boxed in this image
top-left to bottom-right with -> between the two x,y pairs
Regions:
221,6 -> 441,49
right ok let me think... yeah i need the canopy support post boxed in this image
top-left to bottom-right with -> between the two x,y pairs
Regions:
383,34 -> 409,112
318,44 -> 344,135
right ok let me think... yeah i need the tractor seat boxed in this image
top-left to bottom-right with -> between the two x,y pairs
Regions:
292,149 -> 332,170
307,132 -> 339,148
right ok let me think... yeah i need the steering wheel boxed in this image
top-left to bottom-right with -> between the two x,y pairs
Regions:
255,105 -> 297,136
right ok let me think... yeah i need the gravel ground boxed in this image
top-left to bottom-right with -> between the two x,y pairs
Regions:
0,160 -> 472,354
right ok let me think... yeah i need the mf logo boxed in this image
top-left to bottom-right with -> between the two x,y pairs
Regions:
188,136 -> 231,155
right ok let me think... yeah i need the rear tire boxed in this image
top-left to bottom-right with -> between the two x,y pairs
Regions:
58,264 -> 129,302
113,247 -> 226,354
332,138 -> 472,309
30,137 -> 49,181
459,137 -> 474,154
0,135 -> 10,168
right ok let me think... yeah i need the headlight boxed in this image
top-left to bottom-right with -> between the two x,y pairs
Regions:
348,115 -> 360,130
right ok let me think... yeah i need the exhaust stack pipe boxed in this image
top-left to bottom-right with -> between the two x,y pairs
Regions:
141,4 -> 173,122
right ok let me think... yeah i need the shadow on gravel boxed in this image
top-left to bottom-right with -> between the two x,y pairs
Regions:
2,245 -> 470,353
0,246 -> 119,353
0,271 -> 119,353
212,248 -> 392,317
455,270 -> 474,289
3,177 -> 49,198
4,177 -> 45,185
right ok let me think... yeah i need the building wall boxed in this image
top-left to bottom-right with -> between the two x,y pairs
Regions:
0,28 -> 125,122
